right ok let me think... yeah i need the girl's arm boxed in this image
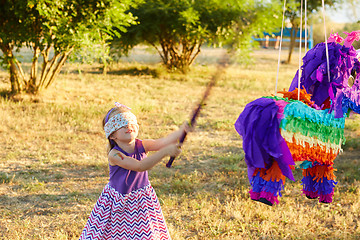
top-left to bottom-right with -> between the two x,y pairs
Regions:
108,143 -> 181,172
143,122 -> 191,152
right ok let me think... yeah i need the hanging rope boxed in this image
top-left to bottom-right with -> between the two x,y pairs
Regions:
297,0 -> 304,100
322,0 -> 331,83
304,0 -> 307,51
274,0 -> 287,96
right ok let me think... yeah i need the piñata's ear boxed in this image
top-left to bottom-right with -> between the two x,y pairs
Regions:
343,30 -> 360,48
327,32 -> 344,44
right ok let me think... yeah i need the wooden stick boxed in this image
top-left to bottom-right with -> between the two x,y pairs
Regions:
166,54 -> 229,168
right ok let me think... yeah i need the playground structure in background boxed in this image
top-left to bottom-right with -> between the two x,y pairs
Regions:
253,26 -> 314,50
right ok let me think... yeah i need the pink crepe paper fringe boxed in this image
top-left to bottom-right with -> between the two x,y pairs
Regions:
249,189 -> 261,200
249,190 -> 279,205
319,191 -> 334,203
302,190 -> 319,199
260,191 -> 279,205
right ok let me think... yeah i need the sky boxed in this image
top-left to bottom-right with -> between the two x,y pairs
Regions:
328,1 -> 359,23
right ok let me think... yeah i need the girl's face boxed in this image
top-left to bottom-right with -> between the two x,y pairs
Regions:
110,123 -> 139,143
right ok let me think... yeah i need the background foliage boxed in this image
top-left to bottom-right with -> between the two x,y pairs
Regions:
0,0 -> 138,93
112,0 -> 281,71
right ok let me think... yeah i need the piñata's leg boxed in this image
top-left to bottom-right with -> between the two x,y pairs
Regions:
249,160 -> 286,206
301,162 -> 337,203
301,161 -> 319,199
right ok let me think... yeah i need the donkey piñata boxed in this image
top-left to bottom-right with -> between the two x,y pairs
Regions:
235,31 -> 360,206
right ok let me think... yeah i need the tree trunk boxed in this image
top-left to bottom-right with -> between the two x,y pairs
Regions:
189,41 -> 202,66
154,35 -> 202,72
9,58 -> 22,93
0,41 -> 73,94
0,43 -> 23,93
33,47 -> 73,92
29,45 -> 41,93
287,26 -> 298,64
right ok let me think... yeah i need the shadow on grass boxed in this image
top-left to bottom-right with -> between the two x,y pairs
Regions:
0,164 -> 106,219
0,191 -> 99,216
107,67 -> 160,78
0,89 -> 15,99
3,161 -> 108,187
64,66 -> 161,78
0,89 -> 42,103
335,147 -> 360,186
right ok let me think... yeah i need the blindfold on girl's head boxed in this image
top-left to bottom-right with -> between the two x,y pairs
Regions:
104,112 -> 138,138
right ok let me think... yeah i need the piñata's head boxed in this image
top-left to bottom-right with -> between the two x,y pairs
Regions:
289,30 -> 360,118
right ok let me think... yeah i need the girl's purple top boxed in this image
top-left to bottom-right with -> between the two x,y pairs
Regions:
109,139 -> 149,194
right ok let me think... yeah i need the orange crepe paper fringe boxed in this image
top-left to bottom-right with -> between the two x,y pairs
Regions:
254,161 -> 286,183
302,165 -> 337,182
285,141 -> 339,165
278,88 -> 315,107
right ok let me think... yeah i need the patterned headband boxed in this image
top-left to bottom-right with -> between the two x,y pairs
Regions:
104,103 -> 137,138
104,102 -> 132,122
104,112 -> 138,138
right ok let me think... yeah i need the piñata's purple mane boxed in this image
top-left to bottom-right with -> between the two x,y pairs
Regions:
289,31 -> 360,118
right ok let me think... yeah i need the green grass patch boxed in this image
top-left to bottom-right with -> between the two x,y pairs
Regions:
1,49 -> 360,239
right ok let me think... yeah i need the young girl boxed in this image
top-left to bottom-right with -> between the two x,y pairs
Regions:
79,103 -> 188,240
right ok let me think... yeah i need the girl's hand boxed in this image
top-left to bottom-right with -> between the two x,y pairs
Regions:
163,143 -> 182,157
180,121 -> 193,134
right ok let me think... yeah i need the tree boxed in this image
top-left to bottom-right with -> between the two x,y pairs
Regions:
113,0 -> 281,72
0,0 -> 138,94
284,0 -> 339,64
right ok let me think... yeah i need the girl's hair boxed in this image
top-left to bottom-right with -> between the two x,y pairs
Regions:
102,106 -> 132,152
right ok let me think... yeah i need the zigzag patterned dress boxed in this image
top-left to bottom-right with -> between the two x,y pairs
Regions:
79,139 -> 171,240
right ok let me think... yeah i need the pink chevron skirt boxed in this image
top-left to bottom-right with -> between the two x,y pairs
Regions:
79,184 -> 171,240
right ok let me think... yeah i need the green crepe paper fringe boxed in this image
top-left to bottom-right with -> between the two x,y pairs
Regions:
263,95 -> 346,145
284,101 -> 345,129
264,96 -> 346,129
280,115 -> 345,145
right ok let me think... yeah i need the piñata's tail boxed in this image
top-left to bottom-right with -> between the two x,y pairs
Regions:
234,97 -> 295,205
235,97 -> 295,182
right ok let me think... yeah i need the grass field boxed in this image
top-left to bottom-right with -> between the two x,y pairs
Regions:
0,48 -> 360,239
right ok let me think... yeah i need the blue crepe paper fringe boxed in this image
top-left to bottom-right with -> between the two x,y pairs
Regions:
251,172 -> 284,197
301,175 -> 337,195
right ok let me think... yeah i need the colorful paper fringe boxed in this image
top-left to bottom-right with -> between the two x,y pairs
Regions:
265,90 -> 346,167
279,90 -> 342,202
238,33 -> 360,205
248,88 -> 344,204
249,161 -> 285,205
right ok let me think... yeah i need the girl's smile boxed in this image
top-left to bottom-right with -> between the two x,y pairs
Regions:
110,123 -> 139,144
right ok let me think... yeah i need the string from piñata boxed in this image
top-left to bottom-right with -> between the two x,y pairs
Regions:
274,0 -> 287,96
166,55 -> 229,168
297,0 -> 304,100
304,0 -> 307,52
322,0 -> 331,83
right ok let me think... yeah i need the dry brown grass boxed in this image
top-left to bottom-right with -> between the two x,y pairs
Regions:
0,49 -> 359,239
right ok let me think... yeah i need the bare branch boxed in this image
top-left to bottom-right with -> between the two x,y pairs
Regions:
30,44 -> 41,89
44,47 -> 73,89
13,58 -> 26,82
39,45 -> 53,86
189,41 -> 202,66
39,53 -> 61,89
